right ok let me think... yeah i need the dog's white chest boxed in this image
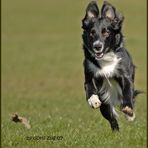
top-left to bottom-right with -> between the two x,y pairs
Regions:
99,79 -> 123,105
96,52 -> 121,77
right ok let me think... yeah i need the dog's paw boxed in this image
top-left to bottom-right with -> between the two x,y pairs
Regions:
122,106 -> 133,116
122,106 -> 135,121
88,95 -> 101,109
125,112 -> 136,121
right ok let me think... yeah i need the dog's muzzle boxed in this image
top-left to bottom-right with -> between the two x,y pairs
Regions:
93,40 -> 104,59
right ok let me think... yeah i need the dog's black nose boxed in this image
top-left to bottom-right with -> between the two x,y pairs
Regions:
93,43 -> 103,51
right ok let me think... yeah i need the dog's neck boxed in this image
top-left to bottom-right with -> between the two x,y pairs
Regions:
96,52 -> 121,78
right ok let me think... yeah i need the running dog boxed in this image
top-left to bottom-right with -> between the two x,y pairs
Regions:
82,1 -> 141,131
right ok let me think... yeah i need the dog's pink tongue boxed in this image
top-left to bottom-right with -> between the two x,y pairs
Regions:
96,53 -> 104,58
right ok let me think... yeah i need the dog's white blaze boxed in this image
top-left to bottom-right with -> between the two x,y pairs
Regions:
96,52 -> 121,77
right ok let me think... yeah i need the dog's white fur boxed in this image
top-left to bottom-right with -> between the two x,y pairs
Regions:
96,52 -> 121,78
88,94 -> 101,109
98,78 -> 123,105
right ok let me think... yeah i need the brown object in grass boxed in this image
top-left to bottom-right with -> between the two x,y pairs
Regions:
11,113 -> 31,129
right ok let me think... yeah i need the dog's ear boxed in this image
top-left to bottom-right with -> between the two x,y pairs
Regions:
86,1 -> 99,19
101,1 -> 124,30
101,1 -> 116,20
82,1 -> 99,30
113,11 -> 124,30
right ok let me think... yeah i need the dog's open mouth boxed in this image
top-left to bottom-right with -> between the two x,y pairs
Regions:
95,52 -> 104,59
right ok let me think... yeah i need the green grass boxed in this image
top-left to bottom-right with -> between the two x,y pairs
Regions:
2,0 -> 147,147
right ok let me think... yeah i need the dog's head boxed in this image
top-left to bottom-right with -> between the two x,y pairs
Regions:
82,1 -> 124,60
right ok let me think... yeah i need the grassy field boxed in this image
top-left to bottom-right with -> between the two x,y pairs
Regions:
2,0 -> 147,147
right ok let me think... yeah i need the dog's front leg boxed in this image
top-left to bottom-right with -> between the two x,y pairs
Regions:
85,80 -> 102,109
84,59 -> 102,109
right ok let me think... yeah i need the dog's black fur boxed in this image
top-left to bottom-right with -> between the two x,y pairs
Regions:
82,1 -> 141,131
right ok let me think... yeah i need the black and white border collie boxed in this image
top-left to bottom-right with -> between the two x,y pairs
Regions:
82,1 -> 141,131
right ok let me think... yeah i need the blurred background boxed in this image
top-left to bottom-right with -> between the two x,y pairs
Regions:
2,0 -> 147,147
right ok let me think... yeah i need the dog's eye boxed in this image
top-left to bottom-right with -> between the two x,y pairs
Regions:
90,29 -> 96,37
102,28 -> 110,37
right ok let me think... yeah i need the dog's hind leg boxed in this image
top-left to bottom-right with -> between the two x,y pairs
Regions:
100,104 -> 119,131
116,76 -> 135,120
121,77 -> 136,121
